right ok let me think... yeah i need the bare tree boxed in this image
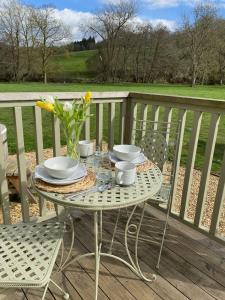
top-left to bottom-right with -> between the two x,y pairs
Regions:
18,5 -> 40,79
0,0 -> 22,81
182,4 -> 217,86
33,6 -> 70,84
88,0 -> 136,81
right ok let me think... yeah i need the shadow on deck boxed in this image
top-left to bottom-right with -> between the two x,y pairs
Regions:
1,207 -> 225,300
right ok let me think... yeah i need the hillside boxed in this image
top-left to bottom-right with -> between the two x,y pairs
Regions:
49,50 -> 97,81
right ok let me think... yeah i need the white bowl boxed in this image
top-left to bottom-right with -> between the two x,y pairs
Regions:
43,156 -> 79,179
113,144 -> 141,161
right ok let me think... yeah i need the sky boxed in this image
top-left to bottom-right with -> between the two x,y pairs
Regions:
22,0 -> 225,40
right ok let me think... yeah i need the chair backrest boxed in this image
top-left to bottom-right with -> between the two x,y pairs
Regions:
139,131 -> 168,171
133,120 -> 182,188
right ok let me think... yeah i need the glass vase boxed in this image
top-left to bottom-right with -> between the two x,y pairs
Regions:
65,122 -> 83,160
66,137 -> 80,160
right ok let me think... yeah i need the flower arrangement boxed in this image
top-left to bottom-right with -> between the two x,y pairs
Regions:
36,92 -> 92,159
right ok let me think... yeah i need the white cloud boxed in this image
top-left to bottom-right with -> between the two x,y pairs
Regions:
150,18 -> 176,30
144,0 -> 180,8
129,16 -> 176,31
53,7 -> 176,41
53,8 -> 95,41
101,0 -> 193,8
144,0 -> 225,8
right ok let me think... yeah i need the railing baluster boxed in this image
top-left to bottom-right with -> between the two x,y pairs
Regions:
33,106 -> 47,216
108,102 -> 115,150
120,101 -> 126,144
151,105 -> 159,130
194,113 -> 221,228
171,109 -> 187,213
162,107 -> 172,144
0,141 -> 10,224
84,105 -> 90,141
96,103 -> 103,149
130,102 -> 138,144
180,111 -> 203,220
210,148 -> 225,236
14,107 -> 29,222
140,104 -> 148,139
52,115 -> 61,157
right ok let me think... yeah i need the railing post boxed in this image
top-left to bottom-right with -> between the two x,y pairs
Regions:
120,101 -> 126,144
14,107 -> 30,222
210,147 -> 225,236
194,113 -> 221,228
0,141 -> 10,224
124,96 -> 137,144
34,106 -> 47,217
180,111 -> 203,220
96,103 -> 103,149
123,96 -> 133,144
108,102 -> 115,150
52,116 -> 61,157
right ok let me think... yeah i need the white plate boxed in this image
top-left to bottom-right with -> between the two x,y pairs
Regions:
109,152 -> 147,165
34,164 -> 87,185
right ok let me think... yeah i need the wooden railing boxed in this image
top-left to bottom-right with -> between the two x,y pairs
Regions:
0,92 -> 225,244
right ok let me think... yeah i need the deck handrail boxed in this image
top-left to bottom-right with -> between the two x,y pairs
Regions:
0,91 -> 225,245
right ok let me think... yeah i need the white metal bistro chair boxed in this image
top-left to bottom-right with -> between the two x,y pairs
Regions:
0,221 -> 70,299
108,120 -> 181,269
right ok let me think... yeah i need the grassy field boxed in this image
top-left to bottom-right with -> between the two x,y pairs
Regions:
0,82 -> 225,173
49,50 -> 97,80
0,82 -> 225,99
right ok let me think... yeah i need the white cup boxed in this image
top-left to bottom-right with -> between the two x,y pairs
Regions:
115,161 -> 136,186
78,140 -> 94,157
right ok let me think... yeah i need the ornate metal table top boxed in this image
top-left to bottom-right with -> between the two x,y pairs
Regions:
31,166 -> 162,211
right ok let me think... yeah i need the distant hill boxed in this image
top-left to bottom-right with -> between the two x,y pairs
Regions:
49,50 -> 97,82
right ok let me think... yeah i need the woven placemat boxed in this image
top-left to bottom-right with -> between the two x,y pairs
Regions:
102,159 -> 154,173
34,170 -> 96,194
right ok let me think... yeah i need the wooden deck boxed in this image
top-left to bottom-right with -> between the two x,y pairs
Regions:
1,206 -> 225,300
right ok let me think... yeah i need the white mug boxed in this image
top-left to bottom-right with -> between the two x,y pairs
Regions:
78,140 -> 94,157
115,161 -> 136,186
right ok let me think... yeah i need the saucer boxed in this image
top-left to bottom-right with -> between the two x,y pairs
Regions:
109,152 -> 147,165
34,164 -> 87,185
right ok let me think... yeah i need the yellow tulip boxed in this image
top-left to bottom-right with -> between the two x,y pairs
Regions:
84,91 -> 92,103
36,101 -> 45,109
44,103 -> 54,112
36,101 -> 54,112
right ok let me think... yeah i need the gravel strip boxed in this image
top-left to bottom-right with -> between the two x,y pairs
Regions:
1,147 -> 224,236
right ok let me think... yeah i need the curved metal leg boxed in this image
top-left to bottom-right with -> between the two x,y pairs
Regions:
108,209 -> 121,254
58,214 -> 75,271
99,210 -> 103,244
94,211 -> 101,300
156,202 -> 170,269
124,204 -> 156,282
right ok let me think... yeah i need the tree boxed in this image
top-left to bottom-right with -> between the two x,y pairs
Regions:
33,6 -> 70,84
181,4 -> 217,86
88,0 -> 136,81
0,0 -> 22,81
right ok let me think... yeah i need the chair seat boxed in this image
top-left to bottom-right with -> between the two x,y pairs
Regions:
148,184 -> 171,204
0,221 -> 64,288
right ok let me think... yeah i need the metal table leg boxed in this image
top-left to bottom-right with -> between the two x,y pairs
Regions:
94,211 -> 101,300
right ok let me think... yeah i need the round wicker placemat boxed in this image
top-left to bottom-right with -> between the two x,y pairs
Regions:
34,170 -> 96,194
102,159 -> 154,173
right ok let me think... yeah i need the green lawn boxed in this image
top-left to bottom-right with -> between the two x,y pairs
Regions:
0,82 -> 225,173
0,82 -> 225,99
49,50 -> 97,80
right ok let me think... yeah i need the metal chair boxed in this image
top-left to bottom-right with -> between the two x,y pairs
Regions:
0,221 -> 70,299
108,120 -> 181,269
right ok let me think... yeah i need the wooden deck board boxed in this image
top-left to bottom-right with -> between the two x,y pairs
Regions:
2,209 -> 225,300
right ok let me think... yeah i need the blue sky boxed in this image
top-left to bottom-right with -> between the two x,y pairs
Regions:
23,0 -> 225,39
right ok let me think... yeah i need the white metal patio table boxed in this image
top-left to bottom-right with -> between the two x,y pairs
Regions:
31,165 -> 162,300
